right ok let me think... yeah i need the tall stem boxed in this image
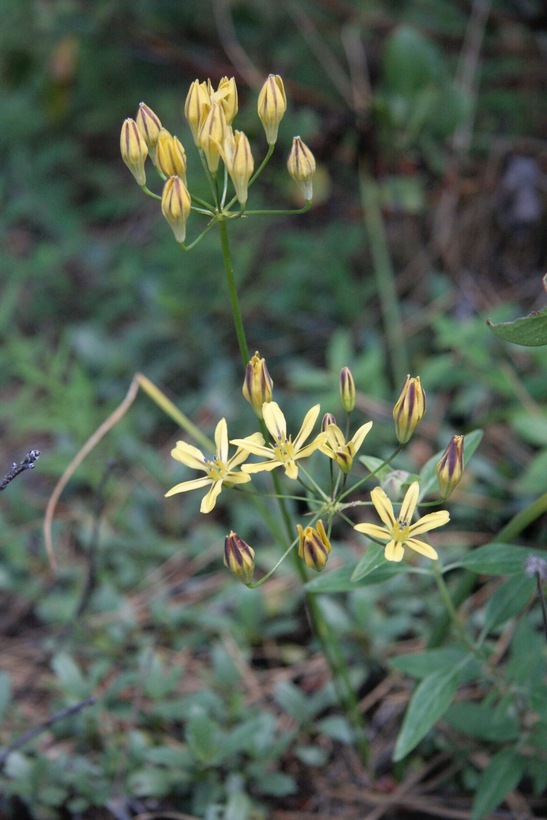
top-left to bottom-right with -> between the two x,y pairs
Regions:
216,221 -> 369,764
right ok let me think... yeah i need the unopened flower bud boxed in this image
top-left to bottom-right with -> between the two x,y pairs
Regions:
339,367 -> 356,413
287,137 -> 316,202
224,531 -> 255,585
199,102 -> 227,173
322,413 -> 337,432
381,470 -> 410,500
184,79 -> 211,145
213,76 -> 238,125
224,129 -> 254,205
242,351 -> 273,417
135,102 -> 162,161
393,375 -> 426,444
161,176 -> 191,243
257,74 -> 287,145
297,520 -> 331,572
436,435 -> 464,498
155,129 -> 187,182
120,118 -> 148,186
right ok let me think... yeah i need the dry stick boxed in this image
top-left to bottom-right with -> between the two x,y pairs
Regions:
43,376 -> 140,570
0,696 -> 96,770
0,450 -> 40,492
212,0 -> 263,89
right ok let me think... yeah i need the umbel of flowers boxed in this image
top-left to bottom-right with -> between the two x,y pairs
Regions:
120,74 -> 317,247
165,353 -> 460,585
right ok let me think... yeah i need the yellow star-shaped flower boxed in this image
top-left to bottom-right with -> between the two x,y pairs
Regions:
231,402 -> 326,480
354,481 -> 449,562
165,418 -> 261,513
320,421 -> 373,473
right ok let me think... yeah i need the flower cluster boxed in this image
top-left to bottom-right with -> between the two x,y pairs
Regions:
165,355 -> 460,582
120,75 -> 318,246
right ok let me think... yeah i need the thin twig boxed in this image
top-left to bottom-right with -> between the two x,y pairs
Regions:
0,696 -> 96,769
0,450 -> 40,492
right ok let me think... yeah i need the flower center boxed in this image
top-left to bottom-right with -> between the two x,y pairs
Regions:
204,456 -> 228,481
271,434 -> 296,464
393,518 -> 411,542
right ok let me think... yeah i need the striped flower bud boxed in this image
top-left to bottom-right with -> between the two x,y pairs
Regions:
393,375 -> 426,444
213,76 -> 238,125
224,531 -> 255,585
184,79 -> 211,145
225,129 -> 254,205
339,367 -> 356,413
120,118 -> 148,186
436,435 -> 464,498
161,176 -> 191,244
257,74 -> 287,145
287,137 -> 316,202
199,102 -> 227,173
242,351 -> 273,417
135,102 -> 162,161
322,413 -> 337,432
155,129 -> 187,182
297,520 -> 331,572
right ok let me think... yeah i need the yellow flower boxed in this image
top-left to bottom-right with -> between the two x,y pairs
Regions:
231,402 -> 326,480
165,418 -> 261,513
184,79 -> 211,145
320,421 -> 373,474
298,520 -> 331,572
257,74 -> 287,145
155,128 -> 187,181
224,531 -> 255,585
209,76 -> 238,125
222,128 -> 254,205
436,435 -> 464,499
287,136 -> 316,202
161,176 -> 191,243
120,117 -> 148,186
354,481 -> 449,562
393,375 -> 426,444
242,351 -> 273,417
135,102 -> 162,161
199,102 -> 227,173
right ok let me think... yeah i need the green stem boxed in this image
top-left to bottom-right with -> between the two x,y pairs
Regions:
496,492 -> 547,543
358,167 -> 408,385
432,563 -> 476,653
216,220 -> 369,765
217,218 -> 250,367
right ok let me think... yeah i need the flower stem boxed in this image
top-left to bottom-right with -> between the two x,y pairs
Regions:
217,218 -> 250,368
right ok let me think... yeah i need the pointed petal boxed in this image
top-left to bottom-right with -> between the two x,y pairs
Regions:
200,480 -> 223,513
370,486 -> 396,528
354,523 -> 391,542
326,424 -> 345,448
262,401 -> 286,440
230,435 -> 268,457
215,418 -> 228,462
284,460 -> 298,480
225,471 -> 251,485
400,481 -> 420,522
165,476 -> 211,497
294,404 -> 320,449
170,441 -> 206,470
228,433 -> 264,468
406,537 -> 438,560
385,541 -> 405,562
295,432 -> 328,460
351,421 -> 373,452
408,510 -> 450,536
241,460 -> 280,474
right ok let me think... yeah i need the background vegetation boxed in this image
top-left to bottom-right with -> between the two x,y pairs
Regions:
1,0 -> 545,817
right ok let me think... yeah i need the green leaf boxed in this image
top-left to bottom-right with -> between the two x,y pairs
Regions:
472,748 -> 524,820
274,680 -> 313,723
186,709 -> 221,763
456,543 -> 536,575
257,771 -> 297,797
393,668 -> 460,761
305,564 -> 357,593
482,575 -> 535,635
389,647 -> 470,679
444,701 -> 519,742
51,652 -> 89,699
382,26 -> 442,96
487,307 -> 547,346
351,542 -> 387,581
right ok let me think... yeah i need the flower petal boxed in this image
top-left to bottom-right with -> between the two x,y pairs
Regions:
225,471 -> 252,485
351,421 -> 373,452
215,418 -> 229,462
354,523 -> 391,542
408,510 -> 450,536
294,404 -> 320,449
200,480 -> 223,513
295,432 -> 328,460
170,441 -> 206,470
400,481 -> 420,522
228,433 -> 264,468
165,476 -> 211,497
262,401 -> 286,440
284,460 -> 298,480
230,435 -> 268,457
241,460 -> 280,474
385,541 -> 405,562
369,486 -> 396,528
326,424 -> 345,448
405,537 -> 438,560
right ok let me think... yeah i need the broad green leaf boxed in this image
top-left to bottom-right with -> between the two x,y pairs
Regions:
393,667 -> 460,761
51,652 -> 89,699
305,564 -> 357,593
444,701 -> 519,742
482,575 -> 535,635
351,542 -> 387,581
257,771 -> 297,797
487,307 -> 547,346
186,709 -> 220,763
455,543 -> 536,575
472,748 -> 524,820
274,680 -> 313,723
389,647 -> 470,679
382,26 -> 442,96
